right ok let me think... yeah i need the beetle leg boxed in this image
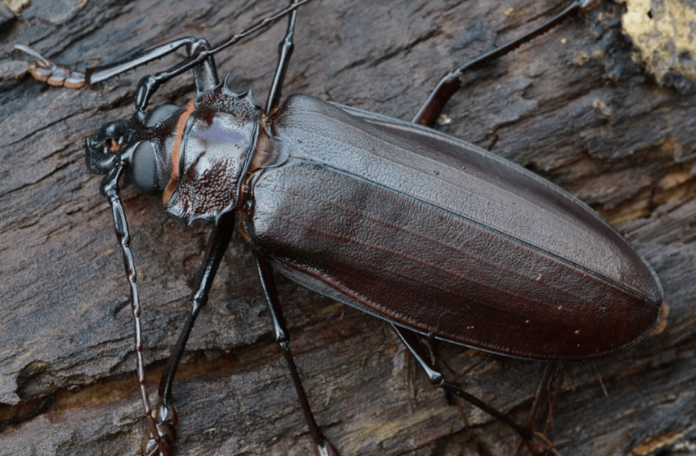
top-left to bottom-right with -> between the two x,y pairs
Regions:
145,212 -> 235,455
413,0 -> 602,127
15,1 -> 310,110
133,36 -> 220,113
254,254 -> 340,456
98,163 -> 170,456
15,37 -> 213,99
13,38 -> 200,89
188,39 -> 220,93
125,36 -> 221,109
265,0 -> 299,115
13,45 -> 87,88
133,0 -> 310,112
526,364 -> 563,438
392,324 -> 561,456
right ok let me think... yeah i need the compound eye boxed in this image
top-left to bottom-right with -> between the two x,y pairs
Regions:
144,104 -> 180,127
131,141 -> 160,194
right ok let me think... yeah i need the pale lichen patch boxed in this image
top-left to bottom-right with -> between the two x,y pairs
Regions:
619,0 -> 696,84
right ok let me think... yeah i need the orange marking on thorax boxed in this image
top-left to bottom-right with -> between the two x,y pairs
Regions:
163,101 -> 197,205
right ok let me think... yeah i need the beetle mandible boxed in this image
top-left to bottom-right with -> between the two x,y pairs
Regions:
9,0 -> 669,455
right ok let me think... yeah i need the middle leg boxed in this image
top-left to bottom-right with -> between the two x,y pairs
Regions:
254,254 -> 340,456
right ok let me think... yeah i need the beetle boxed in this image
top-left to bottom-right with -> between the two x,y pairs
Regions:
7,0 -> 670,455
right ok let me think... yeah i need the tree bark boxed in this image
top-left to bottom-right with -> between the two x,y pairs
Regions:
0,0 -> 694,455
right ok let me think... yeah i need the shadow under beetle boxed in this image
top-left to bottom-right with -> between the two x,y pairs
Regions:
15,0 -> 668,454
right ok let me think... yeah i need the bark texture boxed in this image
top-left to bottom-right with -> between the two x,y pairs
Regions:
0,0 -> 694,455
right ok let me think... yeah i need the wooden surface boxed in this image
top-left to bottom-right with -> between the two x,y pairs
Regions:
1,0 -> 695,455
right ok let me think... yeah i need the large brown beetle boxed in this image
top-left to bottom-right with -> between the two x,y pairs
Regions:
9,0 -> 670,454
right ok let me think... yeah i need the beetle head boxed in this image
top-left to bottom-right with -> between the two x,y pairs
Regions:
85,82 -> 261,224
86,105 -> 179,192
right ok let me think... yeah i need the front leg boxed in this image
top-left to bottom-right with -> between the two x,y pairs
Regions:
147,212 -> 235,456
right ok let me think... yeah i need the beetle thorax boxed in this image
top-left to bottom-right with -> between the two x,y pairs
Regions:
165,84 -> 261,224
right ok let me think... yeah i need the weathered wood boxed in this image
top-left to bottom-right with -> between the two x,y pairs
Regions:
0,0 -> 694,455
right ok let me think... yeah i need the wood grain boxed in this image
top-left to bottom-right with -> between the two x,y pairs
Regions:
0,0 -> 694,455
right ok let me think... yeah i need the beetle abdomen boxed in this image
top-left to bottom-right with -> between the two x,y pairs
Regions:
244,158 -> 660,360
242,95 -> 663,360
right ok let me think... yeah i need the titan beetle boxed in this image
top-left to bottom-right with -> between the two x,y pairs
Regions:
13,0 -> 667,454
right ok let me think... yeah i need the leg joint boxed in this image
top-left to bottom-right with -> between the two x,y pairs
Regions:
427,371 -> 445,386
187,38 -> 212,56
